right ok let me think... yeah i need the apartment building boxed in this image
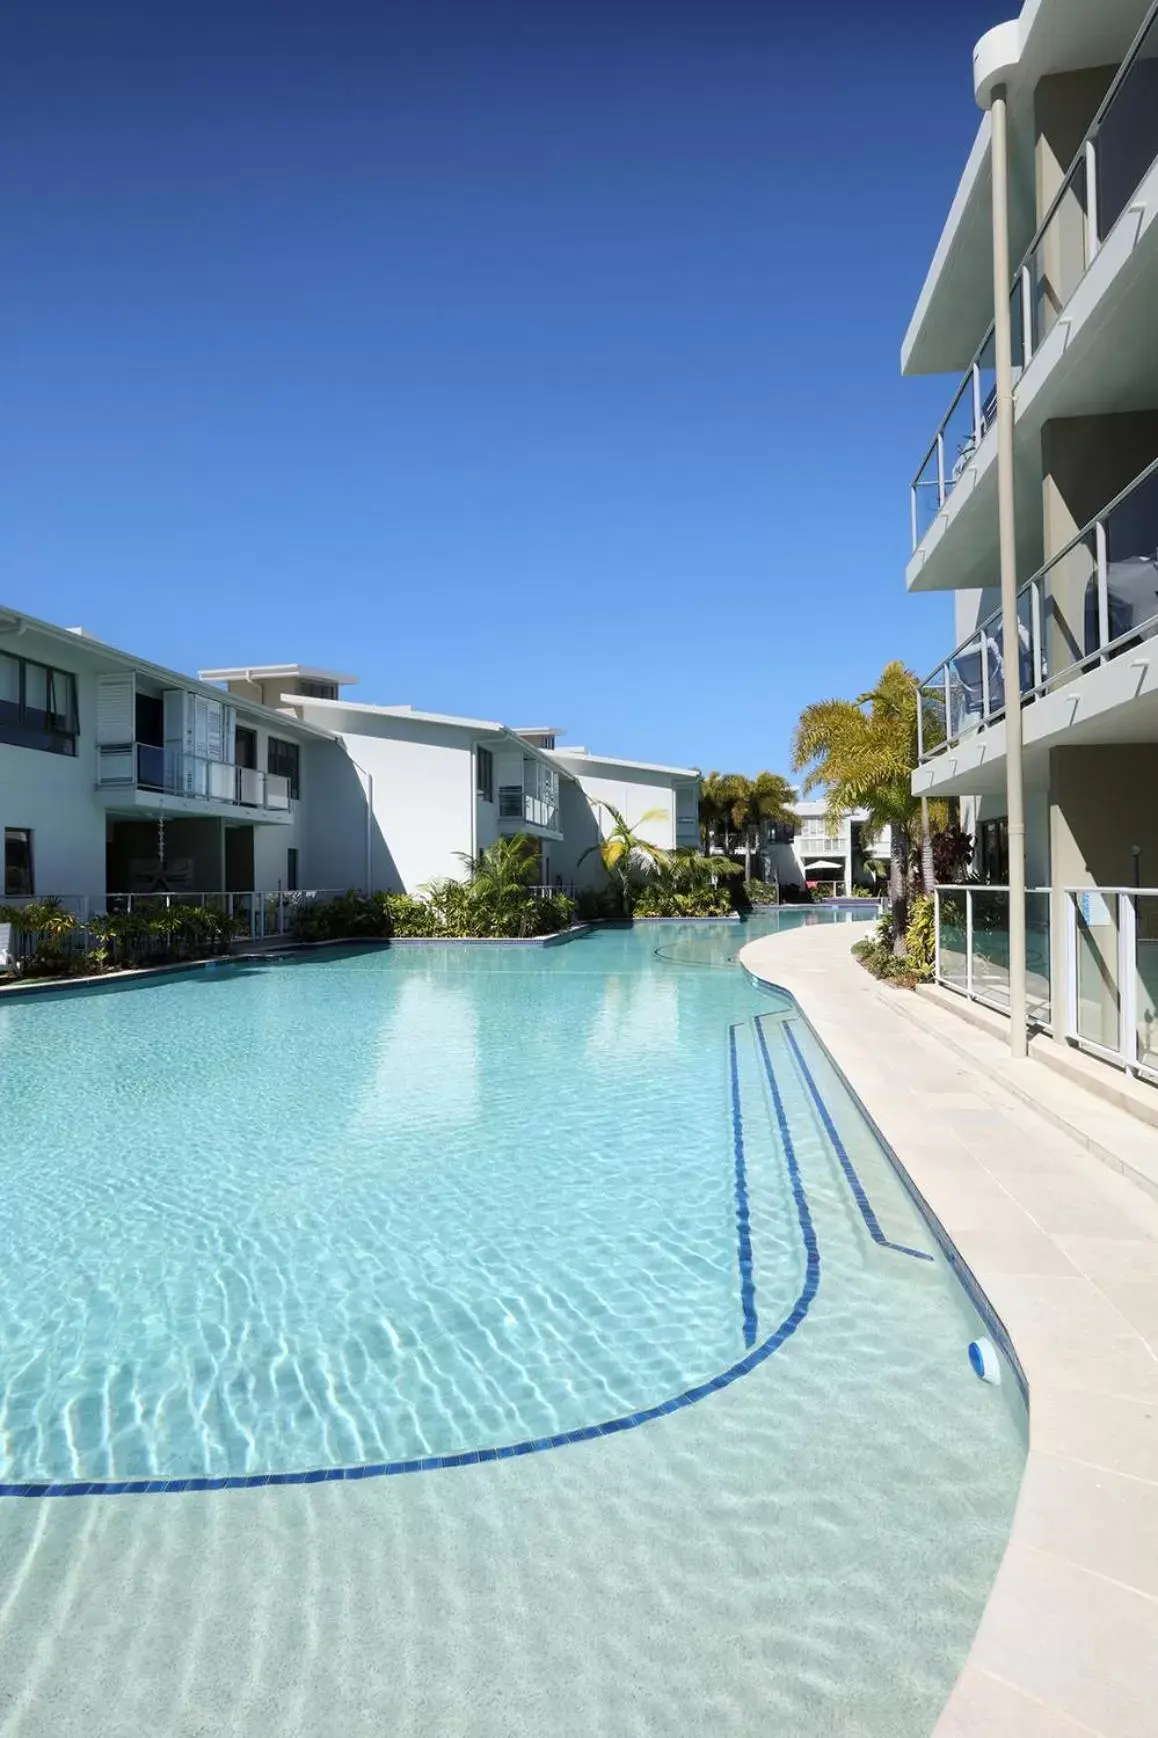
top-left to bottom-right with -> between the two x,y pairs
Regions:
905,0 -> 1158,1080
0,602 -> 699,917
0,608 -> 346,908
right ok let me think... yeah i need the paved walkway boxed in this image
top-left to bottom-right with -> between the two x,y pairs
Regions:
740,923 -> 1158,1738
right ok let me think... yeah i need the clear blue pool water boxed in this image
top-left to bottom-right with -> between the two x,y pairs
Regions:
0,909 -> 1023,1498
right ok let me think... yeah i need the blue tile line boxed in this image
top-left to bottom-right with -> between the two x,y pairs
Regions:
778,1019 -> 934,1264
728,1024 -> 759,1348
0,1027 -> 821,1503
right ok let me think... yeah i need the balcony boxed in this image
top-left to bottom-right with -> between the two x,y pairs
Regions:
96,744 -> 292,816
910,6 -> 1158,557
917,457 -> 1158,762
497,759 -> 561,835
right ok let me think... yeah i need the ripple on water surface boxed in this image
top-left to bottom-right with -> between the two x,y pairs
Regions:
0,916 -> 1026,1734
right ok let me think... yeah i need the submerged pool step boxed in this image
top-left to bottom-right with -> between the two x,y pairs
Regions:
773,1017 -> 933,1265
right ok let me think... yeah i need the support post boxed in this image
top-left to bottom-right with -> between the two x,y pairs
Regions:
990,85 -> 1028,1060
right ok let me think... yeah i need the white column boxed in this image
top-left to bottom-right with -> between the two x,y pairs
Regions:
989,83 -> 1029,1060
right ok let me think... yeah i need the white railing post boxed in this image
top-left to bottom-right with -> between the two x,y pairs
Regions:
936,431 -> 946,506
966,889 -> 975,1000
934,888 -> 942,984
1065,890 -> 1079,1040
910,484 -> 919,552
1085,138 -> 1100,262
1020,266 -> 1034,364
1031,578 -> 1045,690
1096,518 -> 1110,656
915,683 -> 925,761
979,632 -> 992,720
1121,892 -> 1137,1071
944,665 -> 953,741
971,362 -> 983,446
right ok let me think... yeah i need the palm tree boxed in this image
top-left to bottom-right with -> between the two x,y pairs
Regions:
793,661 -> 943,955
736,771 -> 796,880
579,802 -> 669,915
455,834 -> 541,934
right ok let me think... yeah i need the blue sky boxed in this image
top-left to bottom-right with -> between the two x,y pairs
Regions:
2,1 -> 1011,775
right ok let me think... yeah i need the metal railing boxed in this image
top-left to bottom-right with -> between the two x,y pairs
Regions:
1065,886 -> 1158,1083
917,455 -> 1158,761
933,885 -> 1053,1027
910,2 -> 1158,553
96,744 -> 292,812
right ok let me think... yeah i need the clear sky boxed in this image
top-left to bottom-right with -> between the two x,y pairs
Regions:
2,0 -> 1012,776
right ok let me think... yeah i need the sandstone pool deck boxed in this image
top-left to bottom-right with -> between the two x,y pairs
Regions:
740,922 -> 1158,1738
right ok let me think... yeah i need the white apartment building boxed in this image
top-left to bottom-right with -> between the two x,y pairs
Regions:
0,603 -> 699,916
779,803 -> 891,896
905,0 -> 1158,1080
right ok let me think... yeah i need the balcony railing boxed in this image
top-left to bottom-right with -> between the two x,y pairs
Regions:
917,456 -> 1158,760
932,885 -> 1054,1026
910,2 -> 1158,553
798,836 -> 845,857
498,787 -> 560,831
96,744 -> 292,812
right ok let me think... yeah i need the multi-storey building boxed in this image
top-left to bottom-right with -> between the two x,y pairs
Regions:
905,1 -> 1158,1080
0,602 -> 699,921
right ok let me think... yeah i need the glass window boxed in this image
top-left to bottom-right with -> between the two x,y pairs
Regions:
0,654 -> 19,721
476,746 -> 494,803
0,653 -> 78,756
267,736 -> 300,799
4,829 -> 33,896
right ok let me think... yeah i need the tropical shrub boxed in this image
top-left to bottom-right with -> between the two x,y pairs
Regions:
575,885 -> 621,922
291,890 -> 392,943
745,879 -> 779,906
578,803 -> 670,916
903,893 -> 936,981
0,899 -> 246,978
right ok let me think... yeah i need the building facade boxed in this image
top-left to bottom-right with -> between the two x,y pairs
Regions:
904,0 -> 1158,1079
0,606 -> 699,917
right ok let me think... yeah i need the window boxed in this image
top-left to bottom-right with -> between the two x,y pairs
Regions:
0,654 -> 78,756
4,829 -> 33,897
980,818 -> 1009,884
267,736 -> 300,799
235,725 -> 257,771
476,746 -> 494,803
294,679 -> 339,700
286,847 -> 299,891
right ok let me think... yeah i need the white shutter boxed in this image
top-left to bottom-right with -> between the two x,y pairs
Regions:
205,698 -> 224,763
223,705 -> 237,767
96,674 -> 135,745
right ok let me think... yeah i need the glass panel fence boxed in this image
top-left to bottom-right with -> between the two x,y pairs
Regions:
936,892 -> 968,993
1096,13 -> 1158,240
970,888 -> 1012,1010
976,327 -> 997,437
1043,530 -> 1098,686
920,680 -> 948,757
1135,893 -> 1158,1076
942,372 -> 979,497
1075,888 -> 1120,1054
946,639 -> 986,738
1103,461 -> 1158,653
984,619 -> 1005,716
1030,151 -> 1089,350
913,444 -> 941,548
1026,891 -> 1052,1024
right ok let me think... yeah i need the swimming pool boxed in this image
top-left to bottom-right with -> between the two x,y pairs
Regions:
0,911 -> 1025,1732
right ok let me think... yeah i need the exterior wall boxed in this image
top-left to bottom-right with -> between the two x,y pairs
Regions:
1,626 -> 118,897
551,764 -> 687,890
313,715 -> 477,895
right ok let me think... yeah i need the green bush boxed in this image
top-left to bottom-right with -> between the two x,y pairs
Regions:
745,879 -> 779,906
633,883 -> 731,918
291,891 -> 393,943
0,899 -> 246,979
903,893 -> 936,982
575,886 -> 620,922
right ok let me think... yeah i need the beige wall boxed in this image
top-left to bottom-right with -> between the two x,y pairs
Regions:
1038,413 -> 1158,676
1033,68 -> 1115,345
